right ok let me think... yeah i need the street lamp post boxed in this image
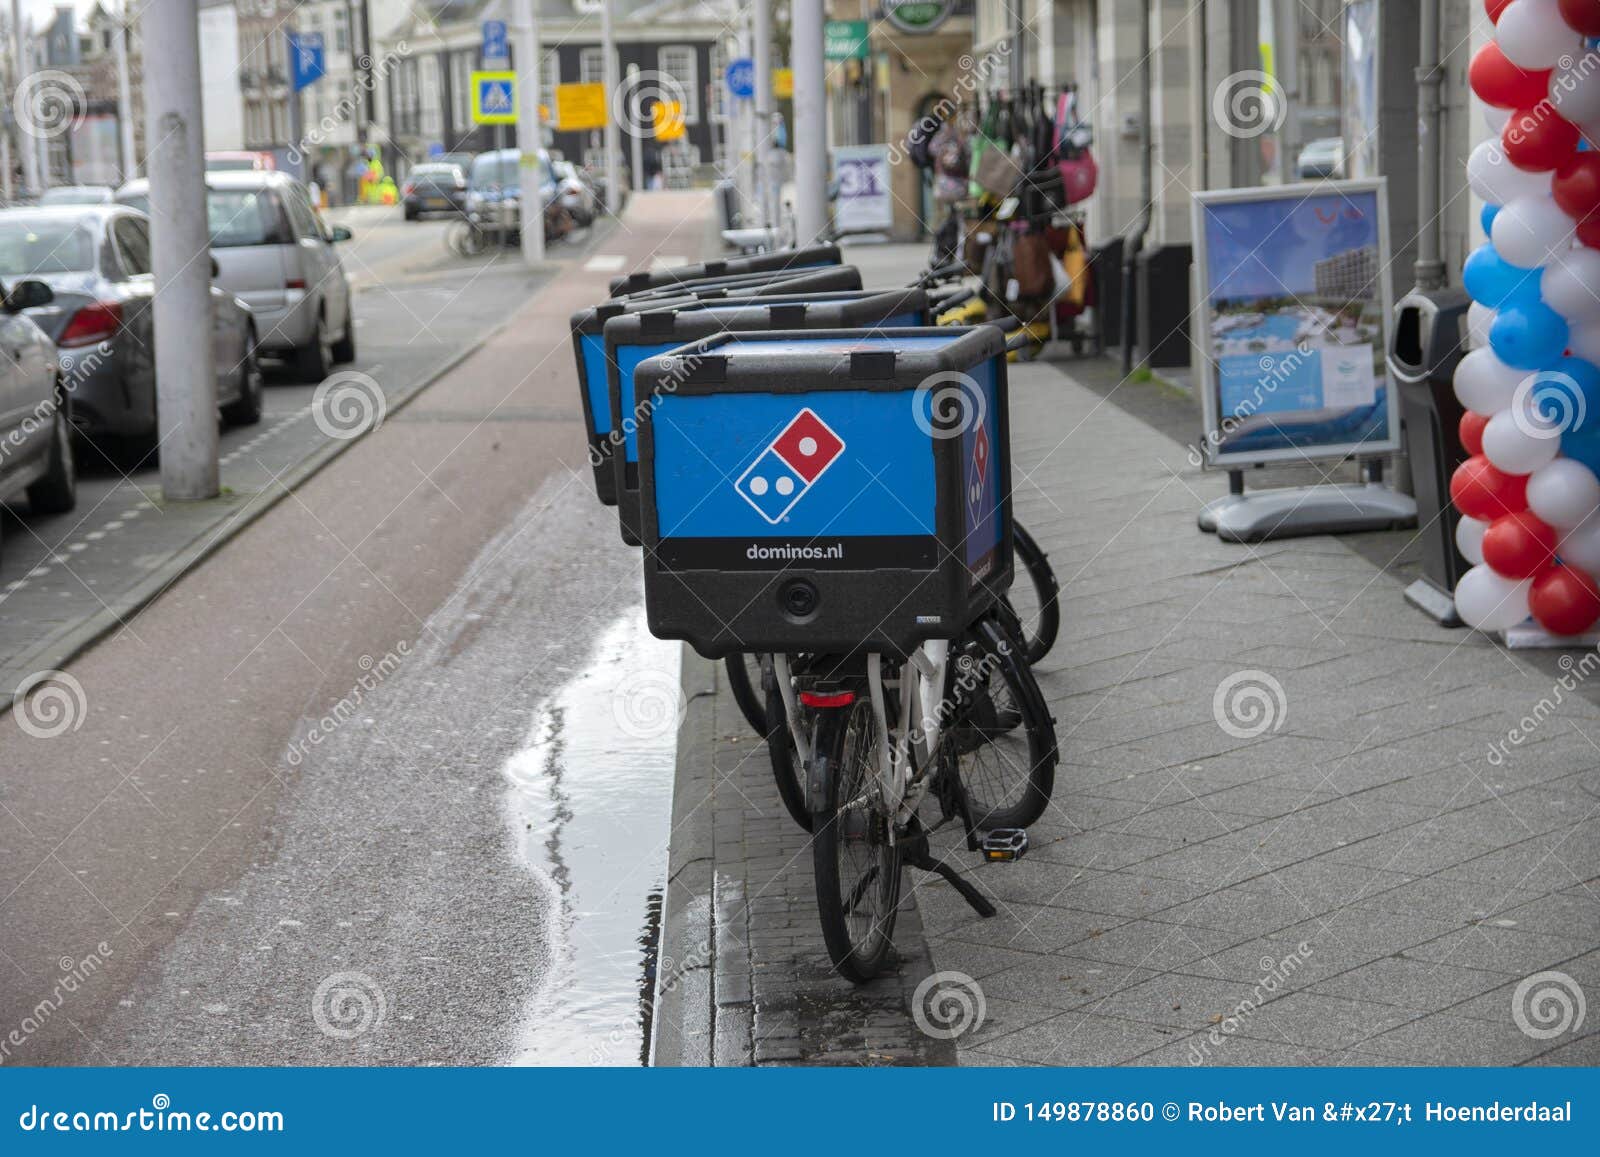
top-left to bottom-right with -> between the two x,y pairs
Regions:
116,0 -> 136,181
752,0 -> 773,231
790,0 -> 826,243
514,0 -> 544,265
600,0 -> 620,215
9,0 -> 39,195
143,0 -> 218,500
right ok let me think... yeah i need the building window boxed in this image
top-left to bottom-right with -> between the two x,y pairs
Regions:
451,50 -> 473,132
657,45 -> 698,124
421,54 -> 442,138
708,39 -> 727,122
334,10 -> 348,53
540,49 -> 558,119
580,46 -> 604,85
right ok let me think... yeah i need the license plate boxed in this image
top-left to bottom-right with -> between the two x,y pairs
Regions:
426,198 -> 447,208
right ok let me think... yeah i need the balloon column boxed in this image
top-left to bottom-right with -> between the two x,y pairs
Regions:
1455,0 -> 1600,635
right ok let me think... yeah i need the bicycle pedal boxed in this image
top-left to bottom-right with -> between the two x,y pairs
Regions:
980,829 -> 1028,862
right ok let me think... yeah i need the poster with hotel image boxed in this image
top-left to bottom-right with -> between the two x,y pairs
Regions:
1192,181 -> 1400,468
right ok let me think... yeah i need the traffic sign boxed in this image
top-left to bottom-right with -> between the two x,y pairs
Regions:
824,20 -> 869,61
725,57 -> 754,99
288,31 -> 324,91
555,82 -> 607,130
471,71 -> 517,125
481,20 -> 508,64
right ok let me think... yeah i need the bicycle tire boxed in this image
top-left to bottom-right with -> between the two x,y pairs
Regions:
762,656 -> 812,832
949,617 -> 1058,830
812,697 -> 900,983
724,653 -> 766,735
1009,522 -> 1061,665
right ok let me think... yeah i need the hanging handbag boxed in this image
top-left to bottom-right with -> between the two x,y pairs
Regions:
1012,227 -> 1053,299
1054,91 -> 1099,206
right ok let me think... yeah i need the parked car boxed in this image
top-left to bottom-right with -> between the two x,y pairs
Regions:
38,185 -> 114,206
402,162 -> 468,220
0,205 -> 262,445
1297,137 -> 1346,180
0,273 -> 74,558
206,151 -> 276,173
116,170 -> 354,381
551,160 -> 599,225
464,147 -> 558,233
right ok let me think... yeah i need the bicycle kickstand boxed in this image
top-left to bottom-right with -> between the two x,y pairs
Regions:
900,819 -> 997,918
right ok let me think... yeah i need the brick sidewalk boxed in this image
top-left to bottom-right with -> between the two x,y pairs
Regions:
652,242 -> 1598,1068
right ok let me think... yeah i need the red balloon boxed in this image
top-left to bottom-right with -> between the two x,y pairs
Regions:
1487,0 -> 1515,18
1581,218 -> 1600,250
1530,564 -> 1600,634
1559,0 -> 1600,38
1452,455 -> 1530,521
1554,152 -> 1600,224
1461,410 -> 1490,457
1504,104 -> 1582,171
1471,42 -> 1553,110
1483,511 -> 1560,578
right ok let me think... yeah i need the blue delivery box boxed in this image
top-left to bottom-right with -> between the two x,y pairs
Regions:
606,243 -> 842,297
636,327 -> 1013,659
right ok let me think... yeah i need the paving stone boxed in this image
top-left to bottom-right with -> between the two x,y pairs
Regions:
978,1011 -> 1190,1066
1357,1012 -> 1554,1065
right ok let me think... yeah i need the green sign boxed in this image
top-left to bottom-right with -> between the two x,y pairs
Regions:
884,0 -> 955,34
824,19 -> 869,60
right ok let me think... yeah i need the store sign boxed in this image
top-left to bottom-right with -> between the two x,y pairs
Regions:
883,0 -> 955,33
824,20 -> 869,60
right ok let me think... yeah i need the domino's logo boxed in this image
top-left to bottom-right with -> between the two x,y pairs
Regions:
734,408 -> 845,524
967,421 -> 990,520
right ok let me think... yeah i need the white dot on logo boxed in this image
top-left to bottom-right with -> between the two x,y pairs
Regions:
749,476 -> 769,496
798,436 -> 818,456
775,476 -> 795,496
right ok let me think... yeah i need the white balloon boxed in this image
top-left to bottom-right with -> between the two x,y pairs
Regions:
1485,104 -> 1514,136
1496,0 -> 1583,71
1570,320 -> 1600,365
1493,194 -> 1578,268
1558,515 -> 1600,573
1457,515 -> 1489,566
1468,302 -> 1497,349
1455,347 -> 1531,414
1455,564 -> 1533,631
1550,51 -> 1600,125
1528,457 -> 1600,528
1483,407 -> 1562,474
1541,247 -> 1600,321
1468,139 -> 1555,205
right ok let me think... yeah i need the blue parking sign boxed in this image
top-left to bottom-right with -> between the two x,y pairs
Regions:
725,58 -> 754,99
288,31 -> 324,91
481,19 -> 508,64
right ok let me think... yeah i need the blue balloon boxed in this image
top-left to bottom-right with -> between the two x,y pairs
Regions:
1482,203 -> 1501,235
1490,301 -> 1571,370
1562,425 -> 1600,475
1463,243 -> 1543,309
1536,356 -> 1600,436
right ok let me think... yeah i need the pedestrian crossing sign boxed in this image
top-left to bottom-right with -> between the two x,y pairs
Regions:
472,71 -> 517,124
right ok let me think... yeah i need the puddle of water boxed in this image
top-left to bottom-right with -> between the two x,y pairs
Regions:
502,602 -> 681,1065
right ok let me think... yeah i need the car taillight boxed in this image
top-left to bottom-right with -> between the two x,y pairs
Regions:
403,182 -> 414,196
285,279 -> 306,290
58,301 -> 122,348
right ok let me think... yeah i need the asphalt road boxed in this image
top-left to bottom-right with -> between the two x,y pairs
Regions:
0,192 -> 712,1064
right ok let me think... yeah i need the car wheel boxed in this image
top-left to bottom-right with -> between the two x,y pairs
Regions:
221,335 -> 264,426
295,314 -> 331,382
404,206 -> 417,221
26,400 -> 77,516
331,311 -> 356,364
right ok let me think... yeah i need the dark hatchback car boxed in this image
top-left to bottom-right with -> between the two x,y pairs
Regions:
402,163 -> 468,220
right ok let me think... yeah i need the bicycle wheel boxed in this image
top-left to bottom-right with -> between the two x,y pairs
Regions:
762,656 -> 812,832
724,653 -> 766,735
949,617 -> 1058,830
1008,522 -> 1061,665
812,696 -> 900,983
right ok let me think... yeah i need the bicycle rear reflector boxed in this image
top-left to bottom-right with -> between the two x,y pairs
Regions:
606,243 -> 843,297
603,289 -> 937,545
636,327 -> 1015,658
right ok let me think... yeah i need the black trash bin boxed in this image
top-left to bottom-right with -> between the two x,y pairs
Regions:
607,243 -> 842,297
1388,287 -> 1472,626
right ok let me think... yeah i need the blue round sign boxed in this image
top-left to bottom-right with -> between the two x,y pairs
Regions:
725,58 -> 755,99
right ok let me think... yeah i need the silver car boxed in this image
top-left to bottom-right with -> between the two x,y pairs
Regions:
0,273 -> 73,562
0,205 -> 262,444
116,170 -> 354,381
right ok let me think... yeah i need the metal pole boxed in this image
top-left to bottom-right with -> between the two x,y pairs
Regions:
1414,0 -> 1445,291
513,0 -> 544,264
1,131 -> 11,203
1121,0 -> 1153,374
628,63 -> 643,192
600,0 -> 620,213
753,0 -> 773,229
790,0 -> 826,243
143,0 -> 217,500
9,0 -> 38,195
116,0 -> 136,181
